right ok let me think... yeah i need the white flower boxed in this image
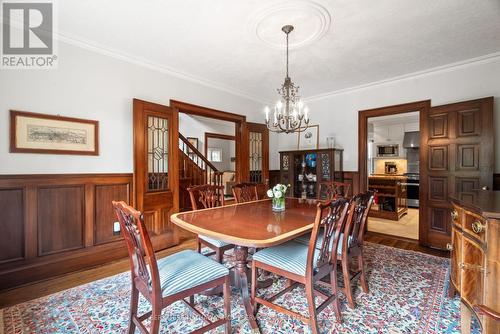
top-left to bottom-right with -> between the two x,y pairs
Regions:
274,190 -> 283,198
273,185 -> 279,192
266,189 -> 274,198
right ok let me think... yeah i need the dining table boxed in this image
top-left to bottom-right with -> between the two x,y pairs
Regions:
170,197 -> 320,331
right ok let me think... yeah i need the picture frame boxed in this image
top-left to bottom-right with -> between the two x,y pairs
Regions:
297,125 -> 319,150
10,110 -> 99,155
186,137 -> 199,153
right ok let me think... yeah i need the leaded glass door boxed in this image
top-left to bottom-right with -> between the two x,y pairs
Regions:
246,122 -> 269,185
133,99 -> 179,250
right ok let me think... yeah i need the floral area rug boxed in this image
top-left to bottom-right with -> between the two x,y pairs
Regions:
1,243 -> 480,333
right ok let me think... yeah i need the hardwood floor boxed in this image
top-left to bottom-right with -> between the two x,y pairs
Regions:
0,229 -> 447,309
368,208 -> 419,240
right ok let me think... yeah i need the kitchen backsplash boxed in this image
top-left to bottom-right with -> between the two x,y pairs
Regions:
374,158 -> 408,174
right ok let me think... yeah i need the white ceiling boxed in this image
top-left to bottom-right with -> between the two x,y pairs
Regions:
58,0 -> 500,102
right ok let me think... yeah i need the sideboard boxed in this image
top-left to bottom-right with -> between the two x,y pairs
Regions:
449,191 -> 500,334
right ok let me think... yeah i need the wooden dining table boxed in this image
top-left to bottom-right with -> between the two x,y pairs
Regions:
170,197 -> 319,331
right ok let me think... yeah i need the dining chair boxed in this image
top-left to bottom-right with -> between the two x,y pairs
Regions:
317,181 -> 351,201
112,201 -> 231,334
251,198 -> 350,332
187,184 -> 234,263
338,191 -> 374,309
232,182 -> 259,203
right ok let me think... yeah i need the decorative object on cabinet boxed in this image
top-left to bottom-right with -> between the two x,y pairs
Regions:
297,125 -> 319,150
368,176 -> 407,221
10,110 -> 99,155
326,136 -> 336,148
449,192 -> 500,334
279,148 -> 343,199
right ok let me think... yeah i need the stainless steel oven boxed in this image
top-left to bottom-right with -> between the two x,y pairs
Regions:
376,144 -> 399,157
403,173 -> 419,208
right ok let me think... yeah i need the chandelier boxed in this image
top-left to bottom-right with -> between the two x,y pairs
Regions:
265,25 -> 309,134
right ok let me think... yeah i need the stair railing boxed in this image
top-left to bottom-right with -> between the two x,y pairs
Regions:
179,133 -> 223,187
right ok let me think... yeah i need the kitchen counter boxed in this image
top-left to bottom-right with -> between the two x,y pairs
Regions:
369,174 -> 408,180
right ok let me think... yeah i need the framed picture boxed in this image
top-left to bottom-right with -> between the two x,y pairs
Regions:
186,137 -> 198,153
297,125 -> 319,150
10,110 -> 99,155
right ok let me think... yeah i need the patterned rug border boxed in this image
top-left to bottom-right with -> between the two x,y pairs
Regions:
0,241 -> 449,313
364,241 -> 448,260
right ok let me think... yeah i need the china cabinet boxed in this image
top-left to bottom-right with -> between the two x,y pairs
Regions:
279,149 -> 343,199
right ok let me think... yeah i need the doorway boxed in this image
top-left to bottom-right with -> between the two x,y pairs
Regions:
359,100 -> 431,244
366,111 -> 420,240
205,132 -> 236,200
359,97 -> 494,249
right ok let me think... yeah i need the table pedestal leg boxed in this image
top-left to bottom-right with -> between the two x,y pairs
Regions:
234,245 -> 260,332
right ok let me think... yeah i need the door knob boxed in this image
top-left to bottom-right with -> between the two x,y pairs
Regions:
446,243 -> 453,251
481,186 -> 489,191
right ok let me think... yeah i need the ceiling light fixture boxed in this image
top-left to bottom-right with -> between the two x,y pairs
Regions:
264,25 -> 309,134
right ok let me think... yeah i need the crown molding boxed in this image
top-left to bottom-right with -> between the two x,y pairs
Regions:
54,32 -> 268,104
304,51 -> 500,103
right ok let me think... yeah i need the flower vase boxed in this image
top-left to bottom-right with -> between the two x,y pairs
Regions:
272,197 -> 285,212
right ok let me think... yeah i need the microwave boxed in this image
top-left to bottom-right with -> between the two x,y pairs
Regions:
377,144 -> 399,157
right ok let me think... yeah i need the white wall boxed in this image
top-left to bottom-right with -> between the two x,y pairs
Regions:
0,41 -> 263,174
273,57 -> 500,172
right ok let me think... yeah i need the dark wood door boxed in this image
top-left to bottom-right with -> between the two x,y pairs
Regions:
246,122 -> 269,187
420,97 -> 493,249
133,99 -> 179,250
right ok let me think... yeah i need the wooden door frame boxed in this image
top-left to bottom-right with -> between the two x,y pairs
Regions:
204,132 -> 236,158
358,100 -> 431,244
170,100 -> 249,182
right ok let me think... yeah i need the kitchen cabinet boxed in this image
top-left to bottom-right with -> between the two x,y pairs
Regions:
368,175 -> 408,220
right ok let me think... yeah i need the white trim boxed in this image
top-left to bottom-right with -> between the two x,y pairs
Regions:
54,32 -> 268,104
304,52 -> 500,102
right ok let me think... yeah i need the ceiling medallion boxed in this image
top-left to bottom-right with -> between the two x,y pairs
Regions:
264,25 -> 309,134
249,0 -> 331,50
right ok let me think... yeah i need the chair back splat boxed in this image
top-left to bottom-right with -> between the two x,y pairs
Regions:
188,184 -> 225,210
308,198 -> 350,276
112,201 -> 160,300
343,191 -> 374,253
232,182 -> 259,203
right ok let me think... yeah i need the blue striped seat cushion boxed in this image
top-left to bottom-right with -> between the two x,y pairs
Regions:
253,241 -> 319,276
199,235 -> 231,248
294,232 -> 352,255
155,250 -> 229,297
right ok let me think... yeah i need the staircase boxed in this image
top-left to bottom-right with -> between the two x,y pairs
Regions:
179,133 -> 223,211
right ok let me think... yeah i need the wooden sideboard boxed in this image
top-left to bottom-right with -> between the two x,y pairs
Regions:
450,192 -> 500,334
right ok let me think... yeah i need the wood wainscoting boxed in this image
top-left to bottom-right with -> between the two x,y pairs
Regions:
342,171 -> 360,197
0,173 -> 141,290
